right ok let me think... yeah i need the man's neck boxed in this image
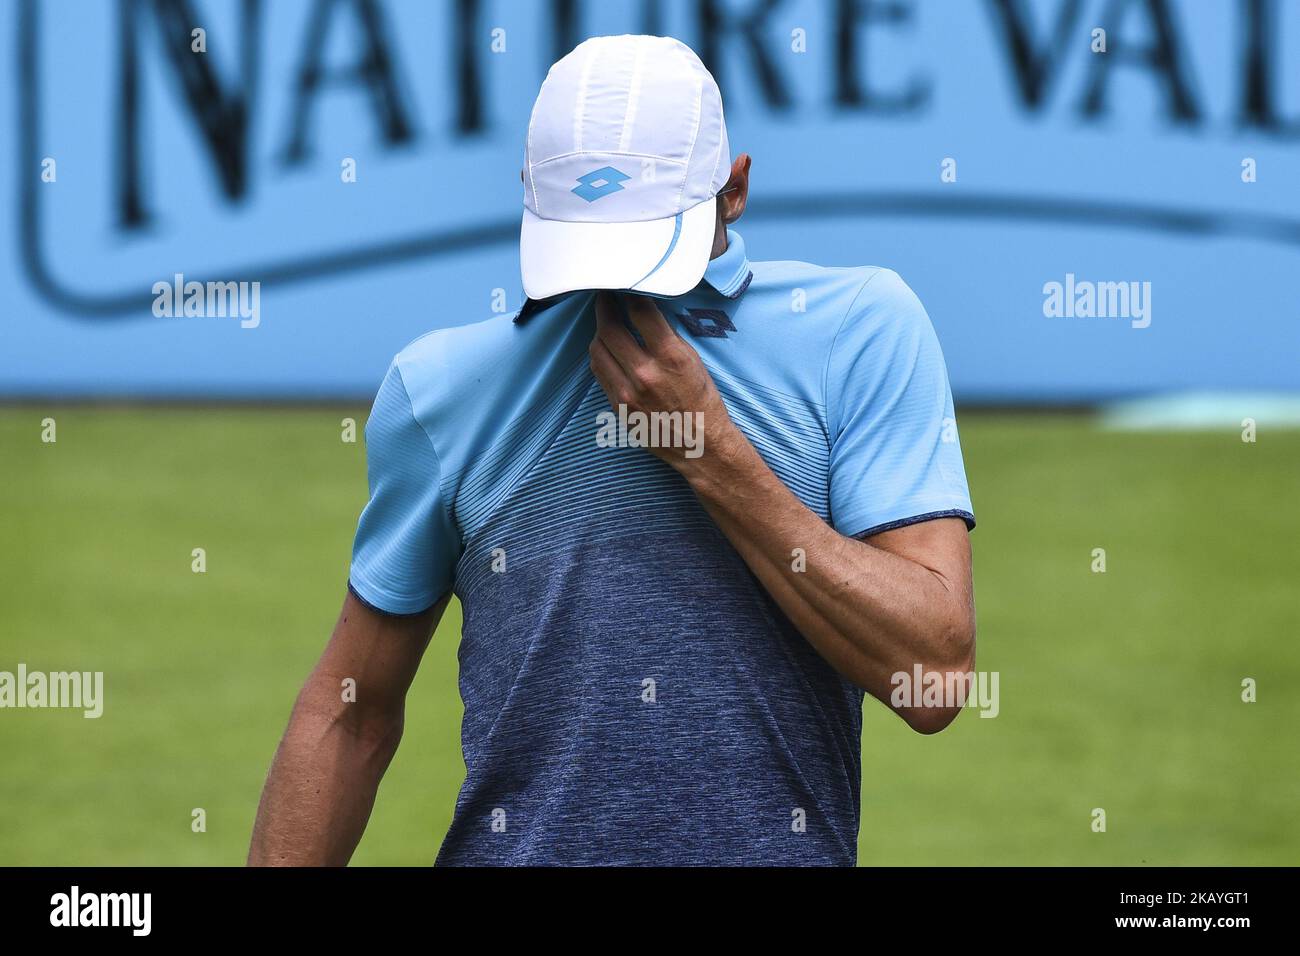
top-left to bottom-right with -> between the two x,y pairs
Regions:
710,225 -> 729,260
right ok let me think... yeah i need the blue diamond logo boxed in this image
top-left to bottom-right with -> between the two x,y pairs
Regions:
572,166 -> 631,202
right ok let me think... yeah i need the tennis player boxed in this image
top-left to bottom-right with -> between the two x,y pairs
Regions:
250,34 -> 976,867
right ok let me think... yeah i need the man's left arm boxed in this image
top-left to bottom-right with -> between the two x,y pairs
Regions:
589,291 -> 974,733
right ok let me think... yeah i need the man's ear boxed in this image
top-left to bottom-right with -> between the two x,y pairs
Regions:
719,153 -> 751,224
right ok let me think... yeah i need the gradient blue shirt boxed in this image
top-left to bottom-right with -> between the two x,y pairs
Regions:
349,230 -> 974,865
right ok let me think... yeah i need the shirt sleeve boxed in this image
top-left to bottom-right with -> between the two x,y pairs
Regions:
826,268 -> 975,539
347,360 -> 459,614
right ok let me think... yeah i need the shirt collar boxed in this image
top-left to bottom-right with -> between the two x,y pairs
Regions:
701,228 -> 753,299
514,228 -> 753,325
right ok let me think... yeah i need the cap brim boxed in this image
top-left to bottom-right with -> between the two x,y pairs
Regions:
520,197 -> 716,300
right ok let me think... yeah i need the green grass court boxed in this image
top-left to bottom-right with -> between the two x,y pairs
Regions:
1,406 -> 1296,865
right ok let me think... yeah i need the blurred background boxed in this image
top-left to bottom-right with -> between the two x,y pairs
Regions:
1,0 -> 1296,865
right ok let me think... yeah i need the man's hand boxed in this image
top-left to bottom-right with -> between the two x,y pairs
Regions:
588,291 -> 743,468
588,291 -> 975,732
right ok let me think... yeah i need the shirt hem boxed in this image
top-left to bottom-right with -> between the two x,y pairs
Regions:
850,509 -> 976,539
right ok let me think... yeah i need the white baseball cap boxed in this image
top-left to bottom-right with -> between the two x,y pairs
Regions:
520,35 -> 731,300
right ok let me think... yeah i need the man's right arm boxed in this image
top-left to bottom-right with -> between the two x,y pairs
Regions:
247,590 -> 447,866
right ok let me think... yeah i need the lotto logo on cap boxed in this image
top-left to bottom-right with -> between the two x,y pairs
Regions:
520,35 -> 731,300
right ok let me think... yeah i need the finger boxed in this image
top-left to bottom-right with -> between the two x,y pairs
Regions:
588,335 -> 633,405
621,294 -> 677,354
594,291 -> 648,376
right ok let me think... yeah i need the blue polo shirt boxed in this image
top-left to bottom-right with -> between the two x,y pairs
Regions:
349,230 -> 974,865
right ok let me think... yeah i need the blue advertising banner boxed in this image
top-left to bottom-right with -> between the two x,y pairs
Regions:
2,0 -> 1297,401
